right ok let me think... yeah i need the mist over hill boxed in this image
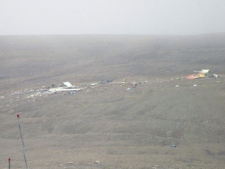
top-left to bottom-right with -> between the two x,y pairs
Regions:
1,33 -> 225,91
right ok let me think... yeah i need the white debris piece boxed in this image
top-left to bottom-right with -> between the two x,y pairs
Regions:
94,161 -> 100,164
91,83 -> 98,86
213,74 -> 219,78
63,82 -> 73,88
201,69 -> 210,74
49,87 -> 81,93
193,84 -> 197,87
175,85 -> 179,88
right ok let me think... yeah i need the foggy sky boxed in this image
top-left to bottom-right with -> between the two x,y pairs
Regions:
0,0 -> 225,35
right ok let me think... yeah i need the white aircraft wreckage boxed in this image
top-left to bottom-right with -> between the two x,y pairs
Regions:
48,87 -> 81,93
48,81 -> 81,93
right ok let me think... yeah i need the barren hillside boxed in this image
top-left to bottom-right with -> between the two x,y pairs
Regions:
0,34 -> 225,169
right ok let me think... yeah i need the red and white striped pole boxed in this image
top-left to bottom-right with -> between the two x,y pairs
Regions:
17,114 -> 28,169
8,158 -> 10,169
